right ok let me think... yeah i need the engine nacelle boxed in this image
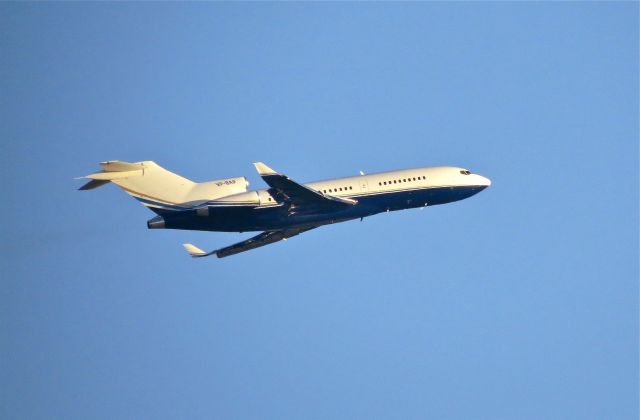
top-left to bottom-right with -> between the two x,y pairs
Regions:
257,189 -> 277,206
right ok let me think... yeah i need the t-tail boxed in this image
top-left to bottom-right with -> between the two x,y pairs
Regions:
77,160 -> 249,214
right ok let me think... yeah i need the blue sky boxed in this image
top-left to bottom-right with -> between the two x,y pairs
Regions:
1,3 -> 637,419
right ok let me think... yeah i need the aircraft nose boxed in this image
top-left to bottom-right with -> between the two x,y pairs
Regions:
475,174 -> 491,187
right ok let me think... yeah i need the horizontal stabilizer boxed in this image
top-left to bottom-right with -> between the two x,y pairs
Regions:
84,170 -> 144,181
78,179 -> 110,190
77,161 -> 145,190
100,161 -> 143,172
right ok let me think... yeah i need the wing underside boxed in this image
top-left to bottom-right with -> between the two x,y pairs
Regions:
183,226 -> 317,258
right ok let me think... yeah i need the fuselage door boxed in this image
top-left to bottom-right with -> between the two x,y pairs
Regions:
359,178 -> 368,193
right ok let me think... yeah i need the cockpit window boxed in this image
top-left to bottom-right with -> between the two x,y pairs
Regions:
460,170 -> 471,175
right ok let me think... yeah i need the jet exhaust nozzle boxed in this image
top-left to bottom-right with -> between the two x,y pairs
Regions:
147,216 -> 165,229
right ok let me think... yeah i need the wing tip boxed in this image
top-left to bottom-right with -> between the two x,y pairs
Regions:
182,243 -> 208,257
253,162 -> 277,176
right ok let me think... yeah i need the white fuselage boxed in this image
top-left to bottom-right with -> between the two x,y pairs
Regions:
214,166 -> 491,207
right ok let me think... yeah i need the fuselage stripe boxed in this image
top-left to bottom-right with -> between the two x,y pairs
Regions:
121,186 -> 182,206
134,196 -> 190,210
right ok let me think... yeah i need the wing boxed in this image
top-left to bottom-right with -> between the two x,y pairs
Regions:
183,226 -> 317,259
253,162 -> 356,212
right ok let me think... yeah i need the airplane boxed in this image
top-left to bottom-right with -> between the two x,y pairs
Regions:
78,160 -> 491,258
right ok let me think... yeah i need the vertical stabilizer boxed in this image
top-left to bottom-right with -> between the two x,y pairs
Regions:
78,161 -> 249,212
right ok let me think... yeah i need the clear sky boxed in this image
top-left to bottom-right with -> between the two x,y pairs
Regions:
1,3 -> 637,419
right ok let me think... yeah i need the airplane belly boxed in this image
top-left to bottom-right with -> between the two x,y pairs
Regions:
158,206 -> 269,232
156,186 -> 481,233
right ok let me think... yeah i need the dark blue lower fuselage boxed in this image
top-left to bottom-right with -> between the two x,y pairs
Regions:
150,185 -> 488,233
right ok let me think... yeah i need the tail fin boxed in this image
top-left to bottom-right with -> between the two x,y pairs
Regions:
78,161 -> 249,212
